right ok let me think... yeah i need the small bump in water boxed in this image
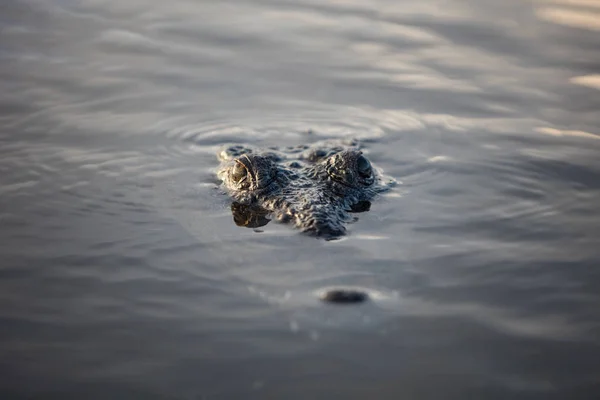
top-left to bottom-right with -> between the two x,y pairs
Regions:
319,289 -> 369,304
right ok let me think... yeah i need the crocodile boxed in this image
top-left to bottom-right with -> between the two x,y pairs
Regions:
216,139 -> 394,238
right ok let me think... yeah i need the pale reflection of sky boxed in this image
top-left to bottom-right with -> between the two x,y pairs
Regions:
534,0 -> 600,8
534,0 -> 600,30
536,126 -> 599,140
2,0 -> 597,141
570,74 -> 600,90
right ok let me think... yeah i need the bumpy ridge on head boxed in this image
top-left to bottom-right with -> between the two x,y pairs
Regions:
217,139 -> 393,237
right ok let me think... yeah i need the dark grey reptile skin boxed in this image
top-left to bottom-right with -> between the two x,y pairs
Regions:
217,139 -> 394,238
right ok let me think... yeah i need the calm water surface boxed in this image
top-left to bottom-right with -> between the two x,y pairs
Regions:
1,0 -> 600,398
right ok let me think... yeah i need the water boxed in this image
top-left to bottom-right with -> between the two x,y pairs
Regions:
1,0 -> 600,398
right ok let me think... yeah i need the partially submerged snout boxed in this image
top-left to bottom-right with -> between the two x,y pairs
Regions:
216,141 -> 393,238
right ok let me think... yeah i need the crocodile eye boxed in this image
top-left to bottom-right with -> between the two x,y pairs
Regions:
231,161 -> 248,183
356,155 -> 372,177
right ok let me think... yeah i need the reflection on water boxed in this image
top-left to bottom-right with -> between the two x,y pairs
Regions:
231,202 -> 271,229
1,0 -> 600,398
535,0 -> 600,31
230,200 -> 373,231
570,74 -> 600,90
536,126 -> 600,140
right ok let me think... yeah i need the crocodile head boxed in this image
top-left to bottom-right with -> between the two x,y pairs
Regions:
217,140 -> 393,238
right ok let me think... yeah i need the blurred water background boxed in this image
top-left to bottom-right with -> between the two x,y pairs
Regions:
1,0 -> 600,398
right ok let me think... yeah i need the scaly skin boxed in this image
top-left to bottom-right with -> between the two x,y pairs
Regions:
217,139 -> 393,237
